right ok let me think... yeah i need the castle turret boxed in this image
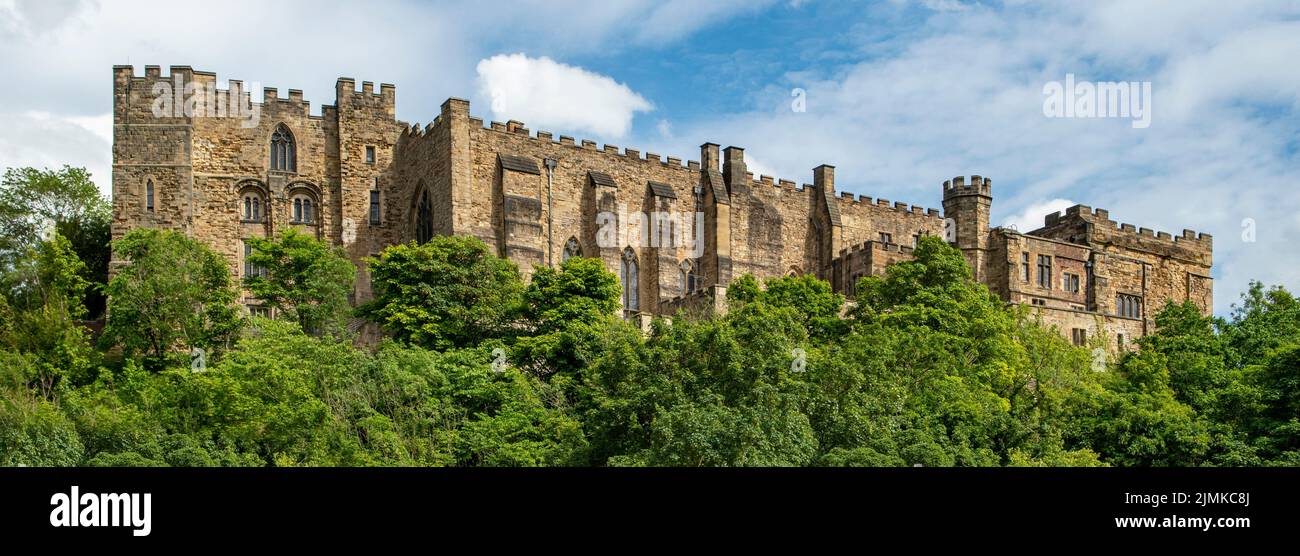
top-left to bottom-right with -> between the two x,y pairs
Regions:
941,175 -> 992,281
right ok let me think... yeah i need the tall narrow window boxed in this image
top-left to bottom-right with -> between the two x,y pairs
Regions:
253,197 -> 260,221
303,198 -> 313,223
293,198 -> 303,222
415,189 -> 433,243
680,259 -> 699,294
243,241 -> 265,278
146,179 -> 155,213
1020,252 -> 1030,281
1037,255 -> 1052,289
365,145 -> 376,164
270,124 -> 296,172
369,190 -> 381,225
562,237 -> 581,263
621,248 -> 639,312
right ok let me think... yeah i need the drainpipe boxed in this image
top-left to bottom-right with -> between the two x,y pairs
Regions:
544,158 -> 557,267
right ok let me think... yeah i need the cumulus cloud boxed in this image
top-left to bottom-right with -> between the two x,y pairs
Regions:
654,1 -> 1300,314
1002,198 -> 1075,233
476,53 -> 653,139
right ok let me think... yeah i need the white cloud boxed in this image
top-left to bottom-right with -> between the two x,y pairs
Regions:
1002,198 -> 1075,233
656,1 -> 1300,314
475,53 -> 653,139
0,111 -> 111,195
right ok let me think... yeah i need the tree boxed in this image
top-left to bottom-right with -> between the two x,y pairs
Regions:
361,236 -> 523,350
0,234 -> 94,395
101,229 -> 242,366
245,229 -> 356,338
0,166 -> 111,317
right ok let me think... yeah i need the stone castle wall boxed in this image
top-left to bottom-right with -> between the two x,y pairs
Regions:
111,65 -> 1213,348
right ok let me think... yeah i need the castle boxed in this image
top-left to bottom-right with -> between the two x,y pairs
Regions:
111,65 -> 1214,349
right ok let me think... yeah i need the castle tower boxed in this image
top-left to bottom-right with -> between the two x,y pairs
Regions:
941,175 -> 992,281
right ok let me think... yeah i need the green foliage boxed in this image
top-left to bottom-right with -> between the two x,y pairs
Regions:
245,229 -> 356,338
0,235 -> 95,394
361,236 -> 523,350
2,188 -> 1299,468
0,166 -> 111,317
101,228 -> 243,367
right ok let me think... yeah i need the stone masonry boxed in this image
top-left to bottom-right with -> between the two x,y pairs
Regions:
111,66 -> 1213,348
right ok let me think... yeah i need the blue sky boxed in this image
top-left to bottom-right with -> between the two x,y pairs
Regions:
1,0 -> 1298,315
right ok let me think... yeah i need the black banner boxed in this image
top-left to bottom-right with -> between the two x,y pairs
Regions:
0,467 -> 1285,546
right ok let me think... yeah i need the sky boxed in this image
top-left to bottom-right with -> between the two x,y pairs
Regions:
1,0 -> 1297,315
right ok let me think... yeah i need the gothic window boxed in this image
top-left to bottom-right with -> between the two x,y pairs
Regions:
415,188 -> 433,243
562,237 -> 581,263
621,248 -> 639,312
680,259 -> 699,294
146,179 -> 155,213
270,124 -> 296,172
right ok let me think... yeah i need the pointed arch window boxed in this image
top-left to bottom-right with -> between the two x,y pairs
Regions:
621,248 -> 639,312
680,259 -> 699,294
270,124 -> 296,172
562,237 -> 582,263
415,188 -> 434,243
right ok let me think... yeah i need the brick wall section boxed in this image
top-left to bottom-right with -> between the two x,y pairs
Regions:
111,65 -> 1212,350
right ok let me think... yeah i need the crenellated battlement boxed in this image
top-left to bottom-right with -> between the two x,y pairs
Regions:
834,189 -> 943,220
113,64 -> 388,120
941,175 -> 992,199
1042,204 -> 1213,248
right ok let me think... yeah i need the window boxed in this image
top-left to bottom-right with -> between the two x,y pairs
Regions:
248,305 -> 272,319
1117,334 -> 1126,350
1117,294 -> 1142,319
242,193 -> 263,222
621,248 -> 639,312
146,179 -> 155,213
1031,298 -> 1046,306
1037,255 -> 1053,289
365,145 -> 376,164
270,124 -> 296,172
562,237 -> 581,263
415,188 -> 433,243
879,232 -> 893,244
369,190 -> 381,225
1020,252 -> 1030,281
912,233 -> 921,248
680,259 -> 699,294
1062,272 -> 1080,293
1071,328 -> 1087,346
243,241 -> 266,279
292,195 -> 314,224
